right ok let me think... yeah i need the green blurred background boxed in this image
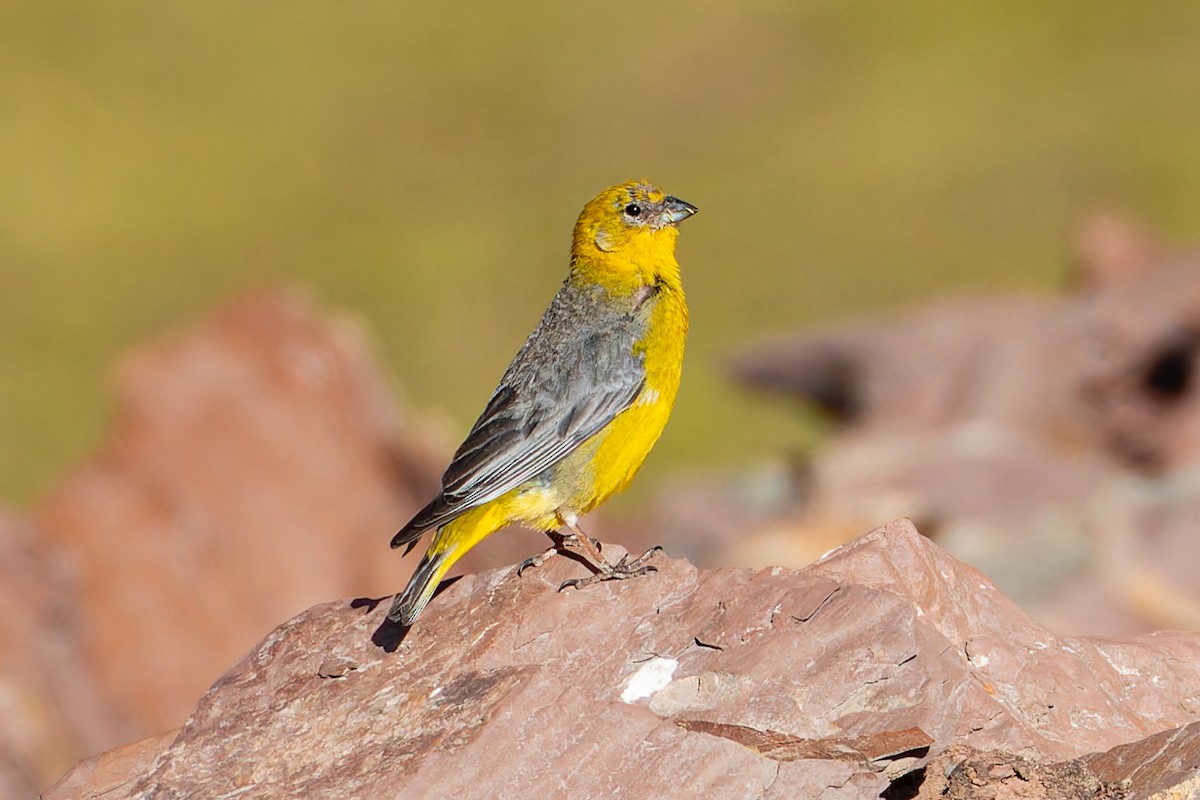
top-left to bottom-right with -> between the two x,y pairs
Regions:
3,1 -> 1200,506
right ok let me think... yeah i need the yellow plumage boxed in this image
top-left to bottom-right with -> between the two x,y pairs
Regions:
388,180 -> 695,625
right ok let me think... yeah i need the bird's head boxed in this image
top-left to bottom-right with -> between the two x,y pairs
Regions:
570,181 -> 697,285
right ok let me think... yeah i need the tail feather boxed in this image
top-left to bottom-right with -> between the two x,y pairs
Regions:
390,522 -> 426,555
387,549 -> 453,626
391,496 -> 461,552
390,497 -> 438,550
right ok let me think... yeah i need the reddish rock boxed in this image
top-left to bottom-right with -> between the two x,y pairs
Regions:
0,506 -> 117,799
914,746 -> 1124,799
45,521 -> 1200,799
40,732 -> 178,800
1083,720 -> 1200,798
726,219 -> 1200,635
730,294 -> 1061,436
911,722 -> 1200,799
35,288 -> 447,742
730,214 -> 1200,473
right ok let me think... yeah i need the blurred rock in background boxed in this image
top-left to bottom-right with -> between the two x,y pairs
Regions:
3,289 -> 447,796
725,215 -> 1200,636
0,507 -> 116,800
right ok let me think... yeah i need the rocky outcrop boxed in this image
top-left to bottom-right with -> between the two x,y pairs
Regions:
44,520 -> 1200,799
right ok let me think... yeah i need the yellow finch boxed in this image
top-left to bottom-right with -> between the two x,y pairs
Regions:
387,180 -> 696,625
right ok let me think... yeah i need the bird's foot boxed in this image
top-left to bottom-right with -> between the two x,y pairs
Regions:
621,544 -> 663,572
558,546 -> 663,592
516,532 -> 603,577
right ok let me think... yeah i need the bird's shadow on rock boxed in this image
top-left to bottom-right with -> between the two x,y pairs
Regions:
358,545 -> 603,653
357,576 -> 465,653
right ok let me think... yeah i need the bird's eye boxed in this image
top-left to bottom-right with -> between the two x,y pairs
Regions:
624,203 -> 642,218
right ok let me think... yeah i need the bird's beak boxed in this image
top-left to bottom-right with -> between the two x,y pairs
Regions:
662,196 -> 698,224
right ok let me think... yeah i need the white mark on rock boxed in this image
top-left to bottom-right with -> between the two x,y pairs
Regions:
428,686 -> 443,699
1097,646 -> 1142,677
816,546 -> 840,562
620,657 -> 678,703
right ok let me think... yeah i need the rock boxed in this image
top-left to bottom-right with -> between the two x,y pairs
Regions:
724,221 -> 1200,635
729,294 -> 1059,434
34,288 -> 448,743
40,731 -> 178,800
1082,720 -> 1200,799
910,722 -> 1200,799
46,520 -> 1200,799
730,215 -> 1200,471
912,746 -> 1125,799
0,506 -> 117,799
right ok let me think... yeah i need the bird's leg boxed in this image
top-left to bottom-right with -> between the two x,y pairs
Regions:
516,528 -> 610,577
556,517 -> 661,592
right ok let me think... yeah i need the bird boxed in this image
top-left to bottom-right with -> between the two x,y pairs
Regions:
386,180 -> 697,626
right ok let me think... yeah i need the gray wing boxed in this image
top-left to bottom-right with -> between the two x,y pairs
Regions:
391,283 -> 648,547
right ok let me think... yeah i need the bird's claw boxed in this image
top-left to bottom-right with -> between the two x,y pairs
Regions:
517,544 -> 560,577
557,576 -> 587,592
621,545 -> 663,572
556,546 -> 662,592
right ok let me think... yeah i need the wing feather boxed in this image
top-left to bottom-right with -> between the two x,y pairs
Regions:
390,283 -> 649,549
